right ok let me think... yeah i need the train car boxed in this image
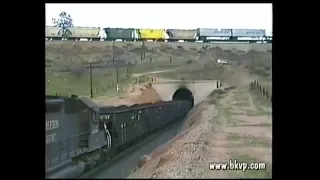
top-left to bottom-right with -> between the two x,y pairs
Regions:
166,29 -> 196,42
196,28 -> 232,42
137,29 -> 167,41
46,94 -> 192,179
231,29 -> 266,37
45,26 -> 62,40
98,100 -> 192,150
104,28 -> 138,41
231,29 -> 266,43
67,27 -> 101,41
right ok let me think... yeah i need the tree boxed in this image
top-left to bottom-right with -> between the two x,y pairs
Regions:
52,11 -> 73,40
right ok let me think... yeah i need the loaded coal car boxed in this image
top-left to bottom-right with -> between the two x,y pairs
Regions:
98,100 -> 191,158
45,95 -> 192,179
166,29 -> 197,42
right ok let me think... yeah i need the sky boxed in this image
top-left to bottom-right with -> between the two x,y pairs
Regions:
45,3 -> 272,34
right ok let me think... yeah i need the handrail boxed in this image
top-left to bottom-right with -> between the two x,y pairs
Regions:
106,129 -> 111,148
103,123 -> 112,148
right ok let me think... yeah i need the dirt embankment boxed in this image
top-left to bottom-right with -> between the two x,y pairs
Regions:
96,83 -> 162,106
128,68 -> 272,179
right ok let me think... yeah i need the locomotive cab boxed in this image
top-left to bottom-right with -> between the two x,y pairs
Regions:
46,98 -> 65,168
46,96 -> 109,178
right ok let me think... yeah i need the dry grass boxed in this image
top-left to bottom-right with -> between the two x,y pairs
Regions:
128,61 -> 272,178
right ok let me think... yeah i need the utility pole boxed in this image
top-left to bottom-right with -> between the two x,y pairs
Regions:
116,64 -> 119,92
89,62 -> 93,98
112,41 -> 119,92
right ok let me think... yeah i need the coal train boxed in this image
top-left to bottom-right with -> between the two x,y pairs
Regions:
45,91 -> 193,178
45,27 -> 272,43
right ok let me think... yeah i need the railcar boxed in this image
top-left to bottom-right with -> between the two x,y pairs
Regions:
196,28 -> 232,42
104,28 -> 139,41
230,29 -> 266,43
166,29 -> 197,42
45,26 -> 101,41
137,29 -> 167,41
68,27 -> 101,41
45,26 -> 62,41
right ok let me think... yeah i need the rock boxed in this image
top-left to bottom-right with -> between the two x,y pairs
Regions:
138,155 -> 151,168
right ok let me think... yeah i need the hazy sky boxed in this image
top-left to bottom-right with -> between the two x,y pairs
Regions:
45,3 -> 272,33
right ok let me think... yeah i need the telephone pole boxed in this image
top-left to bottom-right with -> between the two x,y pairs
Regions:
89,62 -> 93,98
112,41 -> 119,92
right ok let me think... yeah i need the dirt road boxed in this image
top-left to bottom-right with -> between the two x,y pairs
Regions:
132,69 -> 177,78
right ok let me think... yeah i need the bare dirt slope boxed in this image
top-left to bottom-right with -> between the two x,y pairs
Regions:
93,83 -> 162,106
128,67 -> 272,179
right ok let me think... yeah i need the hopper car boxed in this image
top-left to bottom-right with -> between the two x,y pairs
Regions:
137,29 -> 167,41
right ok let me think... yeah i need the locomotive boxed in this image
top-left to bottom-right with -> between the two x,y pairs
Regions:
45,94 -> 193,178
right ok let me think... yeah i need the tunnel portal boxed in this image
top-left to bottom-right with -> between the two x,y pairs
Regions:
172,87 -> 194,107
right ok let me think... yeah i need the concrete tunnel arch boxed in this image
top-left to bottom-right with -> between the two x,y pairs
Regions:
172,87 -> 194,107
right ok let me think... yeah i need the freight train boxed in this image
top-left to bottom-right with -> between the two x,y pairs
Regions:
45,26 -> 272,43
45,93 -> 193,178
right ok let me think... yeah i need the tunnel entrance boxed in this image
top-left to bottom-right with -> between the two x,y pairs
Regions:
172,87 -> 194,107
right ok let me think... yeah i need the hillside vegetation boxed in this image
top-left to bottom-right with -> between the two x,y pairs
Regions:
45,41 -> 272,97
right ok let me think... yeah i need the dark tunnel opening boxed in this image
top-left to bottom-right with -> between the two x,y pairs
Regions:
172,87 -> 194,107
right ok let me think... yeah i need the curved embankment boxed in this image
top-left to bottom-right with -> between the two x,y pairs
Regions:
129,82 -> 272,178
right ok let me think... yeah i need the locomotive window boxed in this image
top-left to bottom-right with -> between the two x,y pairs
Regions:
46,103 -> 62,113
